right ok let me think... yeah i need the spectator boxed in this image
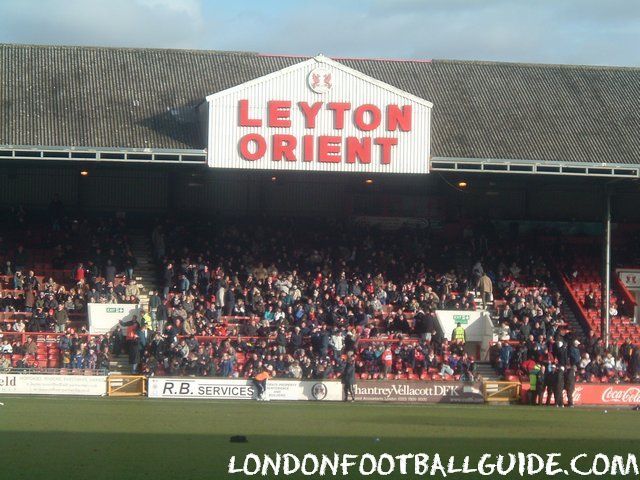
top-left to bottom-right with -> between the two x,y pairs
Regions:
478,273 -> 493,308
53,304 -> 69,333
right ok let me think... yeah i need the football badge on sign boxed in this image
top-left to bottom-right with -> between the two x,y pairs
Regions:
311,383 -> 328,400
308,67 -> 332,94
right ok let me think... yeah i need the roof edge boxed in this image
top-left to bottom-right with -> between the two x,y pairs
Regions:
431,58 -> 640,71
3,43 -> 637,70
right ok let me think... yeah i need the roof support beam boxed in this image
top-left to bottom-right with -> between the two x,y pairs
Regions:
0,145 -> 207,164
431,157 -> 639,178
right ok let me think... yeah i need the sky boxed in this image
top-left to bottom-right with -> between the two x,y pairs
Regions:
0,0 -> 639,66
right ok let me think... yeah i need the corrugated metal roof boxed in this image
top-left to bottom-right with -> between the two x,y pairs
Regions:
2,43 -> 640,165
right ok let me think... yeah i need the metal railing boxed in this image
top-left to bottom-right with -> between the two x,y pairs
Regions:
0,367 -> 108,375
483,380 -> 521,402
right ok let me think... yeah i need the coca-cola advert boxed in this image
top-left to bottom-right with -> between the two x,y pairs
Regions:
533,384 -> 640,406
354,381 -> 484,403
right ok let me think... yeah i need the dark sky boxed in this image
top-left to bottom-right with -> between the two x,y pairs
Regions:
1,0 -> 638,66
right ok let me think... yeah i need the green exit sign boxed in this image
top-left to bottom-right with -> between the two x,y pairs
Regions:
453,314 -> 470,325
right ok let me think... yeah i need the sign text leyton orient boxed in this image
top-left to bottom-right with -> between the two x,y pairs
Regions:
237,99 -> 412,165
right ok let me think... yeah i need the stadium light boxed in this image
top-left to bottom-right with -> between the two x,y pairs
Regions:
80,170 -> 89,176
457,181 -> 468,188
365,179 -> 374,184
271,176 -> 277,182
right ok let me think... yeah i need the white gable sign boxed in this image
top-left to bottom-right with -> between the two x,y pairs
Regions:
205,55 -> 432,174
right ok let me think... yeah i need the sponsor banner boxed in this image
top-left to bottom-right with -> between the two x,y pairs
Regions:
354,380 -> 484,403
148,378 -> 341,401
0,374 -> 107,396
532,384 -> 640,406
88,303 -> 140,334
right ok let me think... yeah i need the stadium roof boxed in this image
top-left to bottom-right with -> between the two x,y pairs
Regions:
2,43 -> 640,170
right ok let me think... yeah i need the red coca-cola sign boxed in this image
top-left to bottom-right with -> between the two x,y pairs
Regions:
527,384 -> 640,405
600,386 -> 640,403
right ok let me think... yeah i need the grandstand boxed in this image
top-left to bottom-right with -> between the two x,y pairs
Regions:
1,43 -> 640,390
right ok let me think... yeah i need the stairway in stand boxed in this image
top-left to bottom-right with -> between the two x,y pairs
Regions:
109,354 -> 131,374
128,229 -> 160,309
561,302 -> 588,344
474,362 -> 501,381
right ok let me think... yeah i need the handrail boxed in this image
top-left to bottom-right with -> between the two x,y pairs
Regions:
0,330 -> 424,345
0,367 -> 108,375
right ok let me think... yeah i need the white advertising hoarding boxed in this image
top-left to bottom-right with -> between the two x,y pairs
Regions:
617,269 -> 640,289
206,55 -> 432,174
87,303 -> 140,334
435,309 -> 494,359
0,374 -> 107,396
148,378 -> 341,401
435,310 -> 492,342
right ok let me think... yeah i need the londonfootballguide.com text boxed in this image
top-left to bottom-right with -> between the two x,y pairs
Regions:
228,452 -> 638,477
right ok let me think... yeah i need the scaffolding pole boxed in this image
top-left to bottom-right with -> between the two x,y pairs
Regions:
601,189 -> 612,350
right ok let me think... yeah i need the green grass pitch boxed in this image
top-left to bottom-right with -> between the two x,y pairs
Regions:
0,396 -> 637,479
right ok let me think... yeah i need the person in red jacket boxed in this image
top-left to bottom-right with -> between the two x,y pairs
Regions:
74,263 -> 85,284
382,347 -> 393,376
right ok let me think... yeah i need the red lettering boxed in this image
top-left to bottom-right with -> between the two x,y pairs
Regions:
268,100 -> 291,128
239,134 -> 266,161
298,102 -> 323,129
374,137 -> 398,165
272,134 -> 297,161
318,136 -> 341,163
346,137 -> 371,164
387,105 -> 412,132
302,135 -> 314,162
327,102 -> 351,129
238,99 -> 262,127
354,104 -> 382,131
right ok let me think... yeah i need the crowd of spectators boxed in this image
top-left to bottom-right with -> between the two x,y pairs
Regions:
481,242 -> 640,384
3,210 -> 640,385
0,211 -> 141,334
0,332 -> 111,371
491,330 -> 640,384
120,218 -> 485,379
